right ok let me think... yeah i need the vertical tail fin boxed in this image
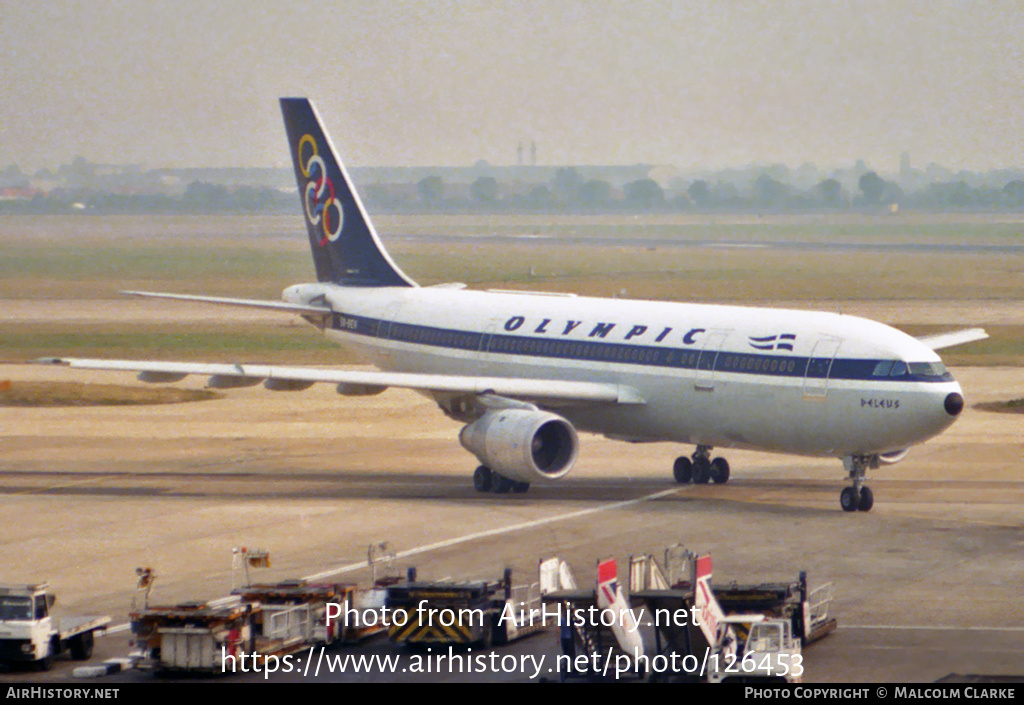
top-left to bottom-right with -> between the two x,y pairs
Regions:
280,98 -> 416,288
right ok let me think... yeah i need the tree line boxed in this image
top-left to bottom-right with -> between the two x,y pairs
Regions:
390,169 -> 1024,213
4,162 -> 1024,214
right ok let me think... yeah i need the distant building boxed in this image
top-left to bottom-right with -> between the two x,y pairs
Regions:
900,151 -> 912,180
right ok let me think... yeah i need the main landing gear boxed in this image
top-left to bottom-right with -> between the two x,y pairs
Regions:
840,455 -> 874,512
473,465 -> 530,494
673,445 -> 730,485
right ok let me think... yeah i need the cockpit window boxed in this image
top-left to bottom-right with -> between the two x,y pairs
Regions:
873,360 -> 949,380
909,361 -> 948,378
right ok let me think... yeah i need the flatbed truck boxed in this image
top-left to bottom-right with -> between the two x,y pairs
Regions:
0,583 -> 110,670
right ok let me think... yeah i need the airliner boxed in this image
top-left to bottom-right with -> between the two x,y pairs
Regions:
42,98 -> 987,512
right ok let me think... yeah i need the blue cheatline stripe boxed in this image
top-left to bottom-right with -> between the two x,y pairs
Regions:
327,312 -> 952,384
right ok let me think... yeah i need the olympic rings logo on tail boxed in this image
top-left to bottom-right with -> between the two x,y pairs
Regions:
297,134 -> 344,245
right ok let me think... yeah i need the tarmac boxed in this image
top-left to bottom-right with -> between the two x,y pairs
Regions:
1,351 -> 1022,683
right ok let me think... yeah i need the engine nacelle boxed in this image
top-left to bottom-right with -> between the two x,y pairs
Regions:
459,409 -> 579,484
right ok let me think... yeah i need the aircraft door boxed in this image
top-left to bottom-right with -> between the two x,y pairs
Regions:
694,329 -> 731,391
803,335 -> 842,400
375,303 -> 404,339
478,315 -> 511,375
375,303 -> 405,363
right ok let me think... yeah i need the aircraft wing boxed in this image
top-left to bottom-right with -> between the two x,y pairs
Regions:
916,327 -> 988,351
36,358 -> 646,405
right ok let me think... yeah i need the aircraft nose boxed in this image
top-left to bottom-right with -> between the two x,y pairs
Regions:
944,391 -> 964,416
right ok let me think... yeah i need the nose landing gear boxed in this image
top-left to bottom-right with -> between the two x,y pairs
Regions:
841,455 -> 875,512
840,485 -> 873,512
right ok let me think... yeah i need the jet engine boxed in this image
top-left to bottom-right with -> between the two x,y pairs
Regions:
459,409 -> 579,483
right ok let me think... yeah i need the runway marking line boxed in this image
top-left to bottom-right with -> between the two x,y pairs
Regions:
303,487 -> 682,581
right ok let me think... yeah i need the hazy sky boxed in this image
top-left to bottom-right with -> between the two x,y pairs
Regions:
2,0 -> 1022,173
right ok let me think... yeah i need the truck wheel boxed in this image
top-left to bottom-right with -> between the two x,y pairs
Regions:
70,631 -> 94,660
36,655 -> 53,671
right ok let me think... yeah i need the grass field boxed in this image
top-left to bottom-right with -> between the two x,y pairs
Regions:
0,380 -> 219,406
975,399 -> 1024,414
2,213 -> 1021,365
3,323 -> 345,365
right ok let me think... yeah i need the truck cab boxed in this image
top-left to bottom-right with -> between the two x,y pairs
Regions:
707,616 -> 803,683
0,583 -> 108,670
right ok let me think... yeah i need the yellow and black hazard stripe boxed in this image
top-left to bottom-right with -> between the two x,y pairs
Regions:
387,608 -> 479,644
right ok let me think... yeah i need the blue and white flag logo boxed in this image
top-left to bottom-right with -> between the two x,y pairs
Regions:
749,334 -> 796,351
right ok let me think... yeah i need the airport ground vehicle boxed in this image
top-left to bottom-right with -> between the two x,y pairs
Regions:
704,616 -> 803,683
385,567 -> 542,647
234,579 -> 386,647
540,557 -> 646,681
631,548 -> 825,683
715,571 -> 836,647
131,579 -> 387,673
130,546 -> 396,673
0,583 -> 110,670
130,596 -> 259,673
540,548 -> 829,682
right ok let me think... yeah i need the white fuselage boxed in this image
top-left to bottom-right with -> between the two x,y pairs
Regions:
288,283 -> 962,459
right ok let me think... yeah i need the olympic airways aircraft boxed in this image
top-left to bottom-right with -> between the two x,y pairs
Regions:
42,98 -> 988,512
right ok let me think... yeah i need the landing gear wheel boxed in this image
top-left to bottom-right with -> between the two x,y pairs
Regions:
512,481 -> 530,493
491,474 -> 513,494
710,457 -> 730,484
673,456 -> 693,484
858,486 -> 874,512
840,486 -> 860,512
692,457 -> 712,485
473,466 -> 492,492
842,455 -> 876,513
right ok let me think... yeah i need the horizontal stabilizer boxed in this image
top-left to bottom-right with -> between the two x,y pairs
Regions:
35,358 -> 646,406
122,291 -> 331,316
917,327 -> 988,351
